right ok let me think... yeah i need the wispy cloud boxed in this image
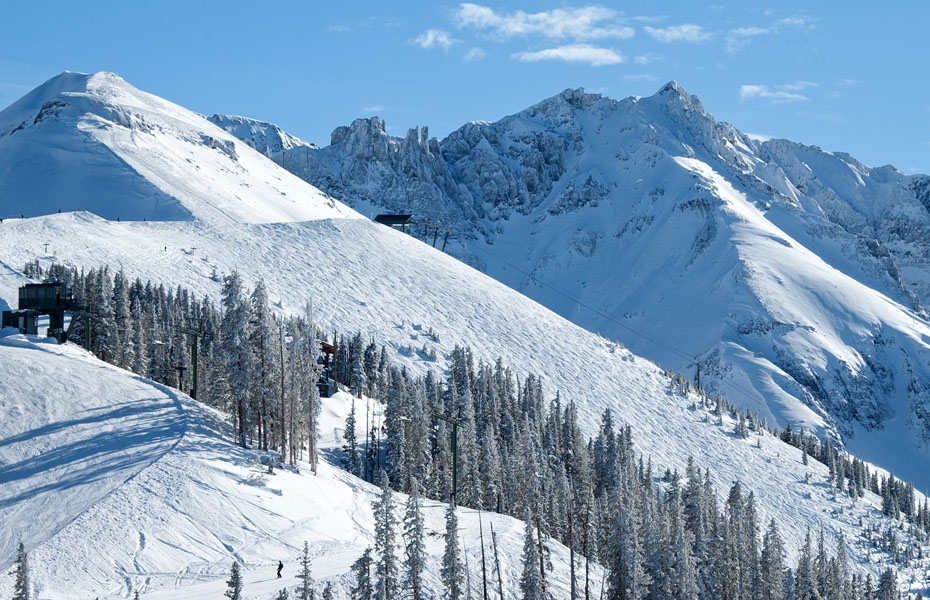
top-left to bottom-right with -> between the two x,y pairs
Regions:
511,44 -> 623,66
414,29 -> 458,50
795,109 -> 848,123
462,47 -> 488,62
835,78 -> 862,87
327,25 -> 351,33
633,53 -> 660,65
726,14 -> 817,52
455,4 -> 634,41
624,73 -> 658,82
644,24 -> 712,43
739,84 -> 809,103
362,105 -> 384,114
631,15 -> 667,24
778,80 -> 818,92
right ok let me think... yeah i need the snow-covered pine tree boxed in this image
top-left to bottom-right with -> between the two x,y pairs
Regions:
442,501 -> 466,600
373,471 -> 399,600
350,548 -> 373,600
520,516 -> 545,600
296,541 -> 314,600
274,589 -> 290,600
348,333 -> 366,396
403,479 -> 427,600
876,568 -> 897,600
225,561 -> 243,600
793,530 -> 819,600
322,582 -> 333,600
667,484 -> 698,600
343,399 -> 361,476
112,268 -> 134,370
221,271 -> 250,447
760,519 -> 785,600
248,278 -> 276,451
11,542 -> 29,600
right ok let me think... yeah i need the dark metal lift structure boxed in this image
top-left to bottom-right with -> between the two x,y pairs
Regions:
4,282 -> 87,343
372,214 -> 458,253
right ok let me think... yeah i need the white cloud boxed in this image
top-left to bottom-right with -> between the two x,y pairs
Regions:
777,80 -> 818,92
462,47 -> 488,62
414,29 -> 458,50
362,105 -> 384,113
511,44 -> 623,66
644,24 -> 711,43
739,84 -> 809,103
455,4 -> 634,41
633,53 -> 659,65
726,13 -> 817,52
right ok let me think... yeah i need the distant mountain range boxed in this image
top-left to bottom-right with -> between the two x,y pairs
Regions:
209,83 -> 930,487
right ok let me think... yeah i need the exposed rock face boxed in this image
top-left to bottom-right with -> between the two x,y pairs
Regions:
212,84 -> 930,467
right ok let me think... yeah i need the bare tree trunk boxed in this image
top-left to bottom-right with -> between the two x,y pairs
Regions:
569,502 -> 576,600
479,511 -> 490,600
491,523 -> 505,600
536,513 -> 546,594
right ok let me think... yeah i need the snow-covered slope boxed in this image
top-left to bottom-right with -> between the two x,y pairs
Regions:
0,73 -> 927,594
0,332 -> 588,599
212,84 -> 930,486
2,213 -> 926,590
0,72 -> 356,224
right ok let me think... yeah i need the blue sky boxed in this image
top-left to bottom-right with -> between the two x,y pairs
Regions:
1,1 -> 928,173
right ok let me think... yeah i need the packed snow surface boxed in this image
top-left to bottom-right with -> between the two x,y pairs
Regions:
0,333 -> 592,598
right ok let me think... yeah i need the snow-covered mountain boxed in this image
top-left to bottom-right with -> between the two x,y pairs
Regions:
0,71 -> 354,224
211,84 -> 930,487
0,72 -> 928,596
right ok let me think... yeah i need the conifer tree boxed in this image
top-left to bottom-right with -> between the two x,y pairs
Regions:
760,519 -> 785,600
403,479 -> 427,600
221,272 -> 250,447
296,541 -> 314,600
793,531 -> 819,600
442,502 -> 465,600
351,548 -> 373,600
520,516 -> 545,600
343,399 -> 360,476
322,582 -> 333,600
876,568 -> 897,600
225,561 -> 243,600
11,542 -> 29,600
373,472 -> 399,600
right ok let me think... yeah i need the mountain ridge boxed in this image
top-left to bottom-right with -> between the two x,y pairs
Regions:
209,81 -> 930,485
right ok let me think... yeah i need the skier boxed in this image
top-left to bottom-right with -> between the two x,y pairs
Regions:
277,560 -> 283,578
